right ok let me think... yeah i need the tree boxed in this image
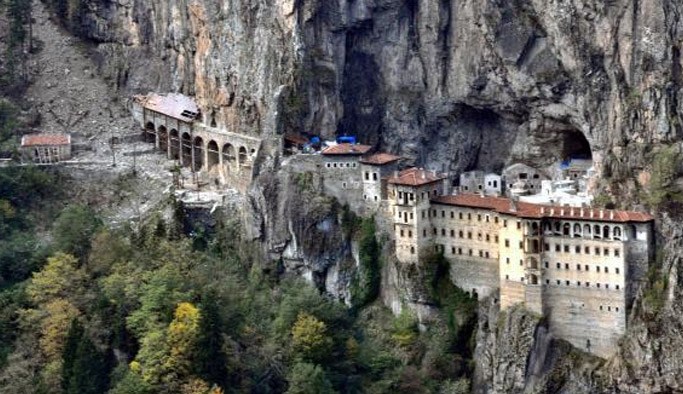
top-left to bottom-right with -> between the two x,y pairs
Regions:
194,293 -> 228,388
351,218 -> 380,309
0,100 -> 18,148
39,298 -> 81,360
291,313 -> 332,362
27,253 -> 86,305
61,319 -> 84,392
52,205 -> 102,260
286,362 -> 336,394
64,328 -> 110,394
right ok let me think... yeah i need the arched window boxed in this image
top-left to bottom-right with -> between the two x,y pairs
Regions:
207,140 -> 219,169
603,225 -> 611,240
573,224 -> 581,237
181,133 -> 192,167
222,143 -> 236,168
563,223 -> 570,236
529,274 -> 539,285
193,136 -> 204,171
554,222 -> 561,234
144,122 -> 156,143
527,257 -> 539,269
614,227 -> 622,240
583,224 -> 591,237
594,225 -> 601,238
239,146 -> 248,164
169,129 -> 180,160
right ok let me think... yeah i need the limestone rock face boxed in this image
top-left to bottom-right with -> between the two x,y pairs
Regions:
74,0 -> 683,391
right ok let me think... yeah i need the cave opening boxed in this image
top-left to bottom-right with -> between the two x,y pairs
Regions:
558,129 -> 593,162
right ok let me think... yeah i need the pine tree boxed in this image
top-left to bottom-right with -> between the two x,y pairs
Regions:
194,292 -> 228,388
61,319 -> 84,392
65,330 -> 111,394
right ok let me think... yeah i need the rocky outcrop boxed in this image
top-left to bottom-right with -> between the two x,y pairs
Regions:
69,0 -> 683,391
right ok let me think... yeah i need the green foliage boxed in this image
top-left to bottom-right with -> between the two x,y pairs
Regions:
439,378 -> 471,394
62,320 -> 110,394
646,145 -> 683,207
0,100 -> 18,150
109,366 -> 155,394
3,0 -> 32,92
350,218 -> 381,309
340,204 -> 361,236
390,308 -> 418,347
286,362 -> 337,394
291,313 -> 333,362
295,172 -> 314,192
592,194 -> 615,209
643,251 -> 668,317
51,205 -> 102,260
194,292 -> 228,389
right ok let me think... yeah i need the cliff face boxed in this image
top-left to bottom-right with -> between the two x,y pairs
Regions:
72,0 -> 683,392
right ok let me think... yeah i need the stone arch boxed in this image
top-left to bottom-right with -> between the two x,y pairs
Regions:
603,225 -> 611,240
207,140 -> 220,170
181,133 -> 192,167
583,224 -> 591,237
527,257 -> 539,269
158,125 -> 168,152
543,222 -> 552,234
573,223 -> 581,237
193,136 -> 204,171
238,146 -> 248,165
614,226 -> 622,240
170,129 -> 180,160
554,222 -> 561,234
222,143 -> 236,169
145,122 -> 156,143
594,224 -> 601,239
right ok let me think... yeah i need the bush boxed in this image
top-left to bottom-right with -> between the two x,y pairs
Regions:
647,145 -> 683,207
286,362 -> 337,394
390,308 -> 418,347
52,205 -> 102,260
350,218 -> 380,309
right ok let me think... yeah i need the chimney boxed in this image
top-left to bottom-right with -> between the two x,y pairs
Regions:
510,197 -> 518,212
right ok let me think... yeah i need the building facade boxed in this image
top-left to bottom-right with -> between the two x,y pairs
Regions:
394,193 -> 653,357
21,133 -> 72,164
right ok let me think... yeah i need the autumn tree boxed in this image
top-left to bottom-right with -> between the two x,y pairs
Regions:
27,253 -> 86,306
291,313 -> 332,362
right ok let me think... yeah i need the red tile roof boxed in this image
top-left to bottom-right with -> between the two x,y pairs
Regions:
136,93 -> 200,123
284,134 -> 309,145
433,193 -> 654,223
360,153 -> 402,165
321,143 -> 372,156
388,168 -> 447,187
21,133 -> 70,146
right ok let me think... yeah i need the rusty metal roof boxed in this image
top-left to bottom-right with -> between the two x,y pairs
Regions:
387,168 -> 447,186
360,153 -> 402,165
321,143 -> 372,156
136,93 -> 200,123
433,193 -> 654,223
21,133 -> 71,146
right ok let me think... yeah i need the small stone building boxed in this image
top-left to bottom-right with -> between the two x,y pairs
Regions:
360,153 -> 401,207
503,163 -> 547,196
321,143 -> 372,209
21,133 -> 71,164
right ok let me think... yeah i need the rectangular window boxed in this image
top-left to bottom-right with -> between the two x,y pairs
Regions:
505,239 -> 510,247
555,244 -> 561,252
478,214 -> 482,222
616,268 -> 620,274
450,211 -> 454,219
597,266 -> 601,272
365,172 -> 370,180
458,248 -> 462,255
566,280 -> 570,286
495,236 -> 499,243
442,210 -> 445,218
577,281 -> 581,286
575,246 -> 581,254
616,285 -> 620,290
565,263 -> 569,269
468,249 -> 473,256
604,248 -> 609,256
486,234 -> 490,242
564,245 -> 570,253
485,251 -> 490,258
519,241 -> 523,249
452,247 -> 456,254
585,265 -> 589,271
450,230 -> 455,237
503,220 -> 507,228
517,222 -> 521,230
408,231 -> 412,238
519,260 -> 523,266
373,173 -> 378,181
506,258 -> 510,264
544,243 -> 550,251
422,211 -> 425,219
400,230 -> 404,237
546,279 -> 550,285
468,232 -> 472,239
495,217 -> 499,224
468,213 -> 471,221
556,280 -> 561,285
459,212 -> 463,220
479,250 -> 483,257
556,263 -> 560,269
615,249 -> 620,257
577,264 -> 581,271
605,267 -> 609,274
585,246 -> 590,255
595,247 -> 600,255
